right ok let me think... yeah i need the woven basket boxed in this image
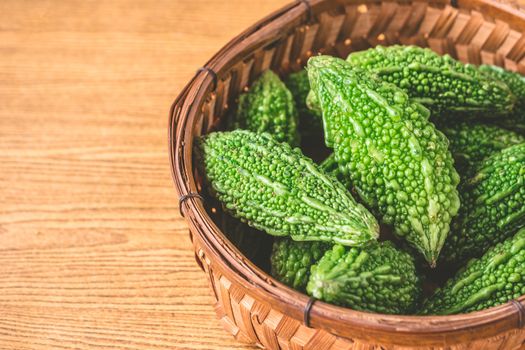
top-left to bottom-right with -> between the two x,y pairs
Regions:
169,1 -> 525,348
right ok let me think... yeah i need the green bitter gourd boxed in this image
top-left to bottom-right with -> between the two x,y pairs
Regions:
234,70 -> 300,146
307,55 -> 460,266
307,242 -> 421,314
195,130 -> 379,246
440,142 -> 525,265
421,228 -> 525,315
479,64 -> 525,133
346,45 -> 515,117
438,121 -> 524,173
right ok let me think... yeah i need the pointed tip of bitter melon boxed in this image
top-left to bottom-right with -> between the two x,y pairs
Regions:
420,245 -> 438,269
429,259 -> 437,269
196,129 -> 380,248
307,55 -> 461,268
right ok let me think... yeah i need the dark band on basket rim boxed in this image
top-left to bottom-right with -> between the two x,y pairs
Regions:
298,0 -> 314,23
179,192 -> 204,217
510,300 -> 525,329
450,0 -> 458,8
304,297 -> 317,327
197,67 -> 218,91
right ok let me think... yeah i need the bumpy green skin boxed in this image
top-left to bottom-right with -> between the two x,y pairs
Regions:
307,55 -> 460,266
271,238 -> 330,291
440,143 -> 525,265
195,130 -> 379,246
438,121 -> 524,172
479,65 -> 525,133
421,228 -> 525,315
235,70 -> 300,146
346,45 -> 515,117
307,242 -> 421,314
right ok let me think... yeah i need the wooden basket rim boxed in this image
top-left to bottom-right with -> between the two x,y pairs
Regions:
169,0 -> 525,345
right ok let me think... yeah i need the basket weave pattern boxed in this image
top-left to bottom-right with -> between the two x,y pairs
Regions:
170,1 -> 525,349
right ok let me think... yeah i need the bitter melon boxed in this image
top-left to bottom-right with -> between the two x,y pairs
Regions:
421,228 -> 525,315
234,70 -> 300,146
346,45 -> 515,117
307,242 -> 421,314
440,142 -> 525,265
438,121 -> 524,172
307,55 -> 460,266
479,64 -> 525,133
271,238 -> 330,291
195,130 -> 379,246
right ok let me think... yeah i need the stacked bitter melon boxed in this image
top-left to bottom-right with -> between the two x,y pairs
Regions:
194,45 -> 525,316
307,242 -> 420,314
346,45 -> 515,117
421,228 -> 525,315
440,143 -> 525,265
195,130 -> 379,246
437,121 -> 524,173
479,64 -> 525,133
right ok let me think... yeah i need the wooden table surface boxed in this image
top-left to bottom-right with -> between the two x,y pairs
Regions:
0,1 -> 287,349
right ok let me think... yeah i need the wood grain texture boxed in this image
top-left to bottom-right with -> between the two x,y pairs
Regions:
0,1 -> 287,349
